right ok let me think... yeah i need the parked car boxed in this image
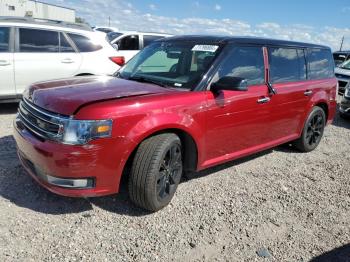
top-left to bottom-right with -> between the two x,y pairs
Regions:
107,31 -> 172,63
335,59 -> 350,95
14,36 -> 337,211
333,51 -> 350,67
339,86 -> 350,118
0,17 -> 121,102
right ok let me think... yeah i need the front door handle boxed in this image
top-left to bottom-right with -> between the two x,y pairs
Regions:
257,97 -> 271,104
0,60 -> 10,66
61,58 -> 74,64
304,90 -> 313,96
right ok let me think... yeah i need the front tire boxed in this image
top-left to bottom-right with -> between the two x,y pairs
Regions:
294,106 -> 326,152
128,133 -> 183,211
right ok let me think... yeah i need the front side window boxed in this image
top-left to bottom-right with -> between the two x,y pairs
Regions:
118,42 -> 221,89
118,35 -> 139,50
19,28 -> 59,52
213,45 -> 265,86
308,49 -> 334,80
0,27 -> 10,52
268,47 -> 306,83
68,33 -> 102,52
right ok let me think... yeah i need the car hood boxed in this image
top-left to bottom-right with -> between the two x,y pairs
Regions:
24,76 -> 176,115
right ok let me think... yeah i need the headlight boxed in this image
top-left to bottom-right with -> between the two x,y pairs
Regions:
345,87 -> 350,98
61,119 -> 112,145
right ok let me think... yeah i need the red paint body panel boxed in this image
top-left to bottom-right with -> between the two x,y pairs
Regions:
14,78 -> 337,197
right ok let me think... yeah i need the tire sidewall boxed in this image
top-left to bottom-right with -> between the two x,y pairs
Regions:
301,107 -> 326,152
149,136 -> 183,210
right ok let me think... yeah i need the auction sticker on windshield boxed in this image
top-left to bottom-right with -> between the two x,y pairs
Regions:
192,45 -> 219,52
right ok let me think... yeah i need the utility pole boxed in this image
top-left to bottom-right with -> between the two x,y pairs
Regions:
340,36 -> 344,51
108,16 -> 111,27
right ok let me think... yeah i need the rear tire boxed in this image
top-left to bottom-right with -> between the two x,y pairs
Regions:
294,106 -> 326,152
128,133 -> 183,211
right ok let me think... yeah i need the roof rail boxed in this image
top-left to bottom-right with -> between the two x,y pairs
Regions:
0,16 -> 92,31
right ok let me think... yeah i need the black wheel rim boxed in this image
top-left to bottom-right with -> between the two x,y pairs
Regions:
156,144 -> 182,201
306,112 -> 324,147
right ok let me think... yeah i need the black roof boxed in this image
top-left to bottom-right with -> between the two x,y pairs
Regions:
162,35 -> 330,49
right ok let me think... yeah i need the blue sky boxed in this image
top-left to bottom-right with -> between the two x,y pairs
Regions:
48,0 -> 350,50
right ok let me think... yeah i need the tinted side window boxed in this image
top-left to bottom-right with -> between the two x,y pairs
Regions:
19,28 -> 59,52
68,33 -> 102,52
269,48 -> 306,83
60,33 -> 75,53
215,46 -> 265,86
0,27 -> 10,52
118,35 -> 139,50
308,49 -> 334,80
143,35 -> 163,47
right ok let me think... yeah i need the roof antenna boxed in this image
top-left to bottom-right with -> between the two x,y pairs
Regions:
340,36 -> 344,51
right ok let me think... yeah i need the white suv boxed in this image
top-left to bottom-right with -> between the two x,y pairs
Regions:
0,17 -> 121,102
107,31 -> 172,63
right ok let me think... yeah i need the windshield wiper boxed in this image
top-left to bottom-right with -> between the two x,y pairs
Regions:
128,76 -> 167,87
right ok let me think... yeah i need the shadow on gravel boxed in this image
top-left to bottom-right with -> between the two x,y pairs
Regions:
310,243 -> 350,262
0,103 -> 18,115
0,135 -> 151,216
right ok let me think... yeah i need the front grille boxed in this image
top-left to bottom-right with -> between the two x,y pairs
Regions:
18,99 -> 67,140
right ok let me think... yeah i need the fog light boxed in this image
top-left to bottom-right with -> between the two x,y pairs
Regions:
46,175 -> 94,188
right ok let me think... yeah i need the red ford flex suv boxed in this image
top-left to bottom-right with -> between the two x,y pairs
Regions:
14,36 -> 337,211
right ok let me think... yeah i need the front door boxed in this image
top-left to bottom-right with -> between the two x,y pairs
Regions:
203,45 -> 272,167
0,27 -> 15,97
14,28 -> 82,95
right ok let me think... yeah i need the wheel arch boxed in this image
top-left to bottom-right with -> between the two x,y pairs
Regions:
119,127 -> 199,190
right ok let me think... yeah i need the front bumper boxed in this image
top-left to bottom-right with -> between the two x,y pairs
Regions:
14,118 -> 135,197
340,96 -> 350,116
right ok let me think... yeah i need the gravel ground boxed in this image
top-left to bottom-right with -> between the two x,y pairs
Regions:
0,102 -> 349,262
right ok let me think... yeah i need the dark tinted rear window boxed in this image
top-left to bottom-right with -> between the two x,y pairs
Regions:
143,35 -> 164,47
269,47 -> 306,83
308,49 -> 334,79
68,33 -> 102,52
215,45 -> 265,86
19,28 -> 59,52
0,27 -> 10,52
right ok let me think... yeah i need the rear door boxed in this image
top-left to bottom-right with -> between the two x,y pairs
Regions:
265,47 -> 310,140
0,26 -> 15,97
14,28 -> 81,95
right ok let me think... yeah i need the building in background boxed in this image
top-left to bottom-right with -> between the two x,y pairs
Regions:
0,0 -> 75,22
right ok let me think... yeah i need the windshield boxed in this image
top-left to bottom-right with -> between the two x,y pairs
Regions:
117,41 -> 221,89
340,59 -> 350,70
107,32 -> 122,42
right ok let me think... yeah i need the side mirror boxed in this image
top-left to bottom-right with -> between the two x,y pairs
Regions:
113,44 -> 119,50
211,76 -> 248,93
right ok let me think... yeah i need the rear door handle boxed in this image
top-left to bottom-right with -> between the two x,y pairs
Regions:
304,90 -> 313,96
61,58 -> 74,64
257,97 -> 271,104
0,60 -> 10,66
